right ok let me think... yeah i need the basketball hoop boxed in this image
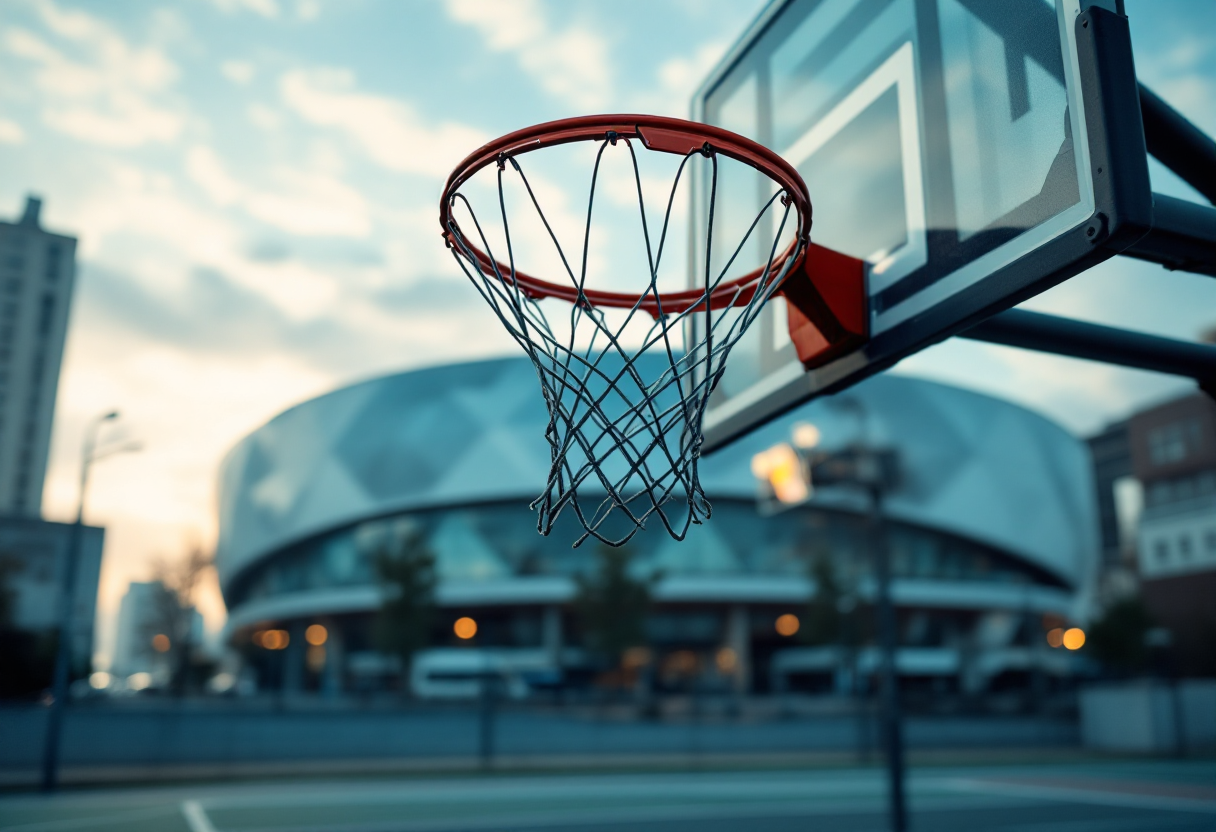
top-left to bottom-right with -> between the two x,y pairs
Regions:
440,115 -> 862,547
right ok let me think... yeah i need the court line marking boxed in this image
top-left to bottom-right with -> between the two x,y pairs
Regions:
228,794 -> 1020,832
944,778 -> 1216,814
182,800 -> 221,832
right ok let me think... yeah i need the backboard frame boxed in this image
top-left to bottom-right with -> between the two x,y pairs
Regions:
693,0 -> 1152,452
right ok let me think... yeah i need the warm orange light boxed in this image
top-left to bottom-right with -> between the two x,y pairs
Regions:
622,646 -> 652,669
305,624 -> 328,646
152,633 -> 171,652
665,650 -> 698,674
751,444 -> 809,504
715,646 -> 738,674
258,629 -> 289,650
454,617 -> 478,640
306,645 -> 326,672
1046,628 -> 1064,648
1063,627 -> 1086,650
775,613 -> 800,637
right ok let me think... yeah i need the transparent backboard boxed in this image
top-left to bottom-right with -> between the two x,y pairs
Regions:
693,0 -> 1099,449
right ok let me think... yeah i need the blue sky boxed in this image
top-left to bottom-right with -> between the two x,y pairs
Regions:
0,0 -> 1213,658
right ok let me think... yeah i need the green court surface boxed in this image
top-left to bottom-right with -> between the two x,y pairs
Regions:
2,760 -> 1214,832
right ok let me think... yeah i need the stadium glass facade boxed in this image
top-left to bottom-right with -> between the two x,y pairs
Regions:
216,357 -> 1097,697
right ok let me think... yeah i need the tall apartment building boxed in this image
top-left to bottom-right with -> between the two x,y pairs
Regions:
0,196 -> 77,517
1086,419 -> 1138,602
1129,392 -> 1216,675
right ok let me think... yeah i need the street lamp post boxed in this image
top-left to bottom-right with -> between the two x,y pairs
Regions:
789,409 -> 905,832
40,410 -> 138,792
754,404 -> 906,831
866,472 -> 907,832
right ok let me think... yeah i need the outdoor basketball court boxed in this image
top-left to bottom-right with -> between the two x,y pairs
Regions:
435,0 -> 1213,830
21,0 -> 1215,828
3,761 -> 1215,832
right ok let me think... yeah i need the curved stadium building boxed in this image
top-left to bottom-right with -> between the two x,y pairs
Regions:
216,357 -> 1098,697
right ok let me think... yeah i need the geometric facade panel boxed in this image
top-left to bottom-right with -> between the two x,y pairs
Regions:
216,357 -> 1098,601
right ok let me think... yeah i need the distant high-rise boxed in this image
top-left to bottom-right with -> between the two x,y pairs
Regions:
0,196 -> 77,517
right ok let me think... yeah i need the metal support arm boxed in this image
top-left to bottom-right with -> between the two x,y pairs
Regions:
1121,193 -> 1216,277
1139,84 -> 1216,205
960,308 -> 1216,396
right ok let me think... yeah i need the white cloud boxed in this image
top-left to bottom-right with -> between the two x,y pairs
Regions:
626,40 -> 727,117
186,144 -> 372,239
659,42 -> 726,101
444,0 -> 612,109
245,169 -> 370,237
186,146 -> 243,206
4,1 -> 184,147
221,59 -> 256,85
246,102 -> 281,130
208,0 -> 280,19
295,0 -> 321,22
279,68 -> 486,177
69,160 -> 348,320
0,118 -> 25,144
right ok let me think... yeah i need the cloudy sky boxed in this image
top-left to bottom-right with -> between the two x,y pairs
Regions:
0,0 -> 1213,664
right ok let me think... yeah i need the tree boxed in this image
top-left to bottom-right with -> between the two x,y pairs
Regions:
374,530 -> 437,687
147,544 -> 214,695
574,546 -> 653,671
1087,597 -> 1154,675
0,553 -> 18,630
803,551 -> 844,647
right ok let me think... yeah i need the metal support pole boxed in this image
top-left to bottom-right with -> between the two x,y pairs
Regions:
1138,84 -> 1216,205
40,411 -> 128,792
479,665 -> 495,769
1121,193 -> 1216,276
961,309 -> 1216,387
850,629 -> 870,766
872,485 -> 907,832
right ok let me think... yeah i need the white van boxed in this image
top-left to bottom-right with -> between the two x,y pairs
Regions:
410,648 -> 556,700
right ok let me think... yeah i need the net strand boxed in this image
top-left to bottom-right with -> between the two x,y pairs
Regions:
445,137 -> 801,547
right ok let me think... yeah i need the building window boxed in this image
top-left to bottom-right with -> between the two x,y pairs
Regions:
45,245 -> 60,280
1177,477 -> 1196,501
1155,540 -> 1169,563
37,293 -> 54,336
1206,530 -> 1216,555
1178,535 -> 1192,559
1148,419 -> 1202,465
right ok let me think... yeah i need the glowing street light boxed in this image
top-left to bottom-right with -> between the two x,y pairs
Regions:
775,613 -> 801,637
454,617 -> 478,640
305,624 -> 328,646
792,421 -> 821,449
751,443 -> 809,505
